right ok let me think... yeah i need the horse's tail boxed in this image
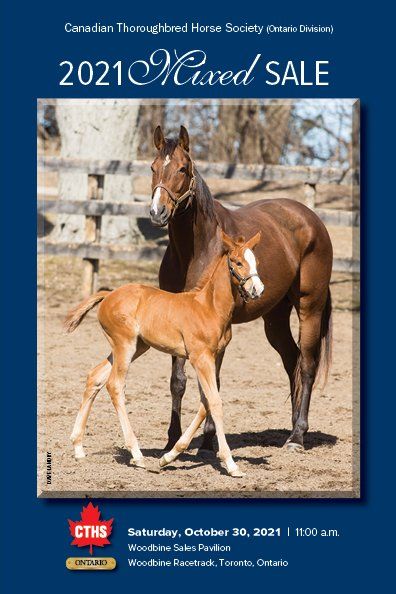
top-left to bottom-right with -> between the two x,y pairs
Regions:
64,290 -> 111,334
293,289 -> 333,408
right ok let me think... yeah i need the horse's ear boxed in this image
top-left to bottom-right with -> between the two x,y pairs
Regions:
154,126 -> 165,150
178,125 -> 190,152
221,230 -> 235,253
245,231 -> 261,251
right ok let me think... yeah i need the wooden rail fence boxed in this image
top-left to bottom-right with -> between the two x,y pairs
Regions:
37,156 -> 360,296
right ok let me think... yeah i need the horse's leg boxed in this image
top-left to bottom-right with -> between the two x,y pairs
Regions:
106,339 -> 148,467
194,353 -> 243,477
285,308 -> 323,451
263,299 -> 300,425
159,403 -> 207,467
70,356 -> 112,460
163,356 -> 187,451
199,350 -> 224,452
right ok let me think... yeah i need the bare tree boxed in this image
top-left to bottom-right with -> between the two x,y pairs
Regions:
209,101 -> 292,165
137,103 -> 166,159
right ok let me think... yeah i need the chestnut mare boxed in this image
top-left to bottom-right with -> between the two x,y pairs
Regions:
150,125 -> 333,453
65,230 -> 263,477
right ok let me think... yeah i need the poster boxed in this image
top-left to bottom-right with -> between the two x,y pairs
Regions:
2,1 -> 391,591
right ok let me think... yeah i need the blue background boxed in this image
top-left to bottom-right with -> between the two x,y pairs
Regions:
1,0 -> 392,591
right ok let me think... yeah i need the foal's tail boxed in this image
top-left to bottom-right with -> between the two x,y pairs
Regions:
64,291 -> 111,334
293,289 -> 333,407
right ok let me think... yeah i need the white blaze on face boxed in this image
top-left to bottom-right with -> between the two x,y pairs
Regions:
152,186 -> 162,214
152,155 -> 171,214
244,248 -> 265,296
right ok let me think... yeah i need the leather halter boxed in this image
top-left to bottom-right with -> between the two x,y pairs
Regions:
227,256 -> 261,302
151,162 -> 196,216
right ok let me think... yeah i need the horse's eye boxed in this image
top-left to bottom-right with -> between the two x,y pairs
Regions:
179,167 -> 187,174
237,261 -> 243,267
151,166 -> 155,173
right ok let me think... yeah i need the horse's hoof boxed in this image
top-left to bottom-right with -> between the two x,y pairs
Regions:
286,441 -> 304,452
159,454 -> 171,468
229,468 -> 245,478
133,458 -> 146,469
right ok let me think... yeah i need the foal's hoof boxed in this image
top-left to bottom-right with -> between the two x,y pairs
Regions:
159,453 -> 172,468
229,468 -> 246,478
132,458 -> 146,469
285,441 -> 304,452
74,447 -> 86,460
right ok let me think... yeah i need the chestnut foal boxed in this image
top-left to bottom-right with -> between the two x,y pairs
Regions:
65,230 -> 263,478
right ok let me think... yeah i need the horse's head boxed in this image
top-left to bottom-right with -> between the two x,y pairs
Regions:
150,125 -> 195,227
222,230 -> 265,301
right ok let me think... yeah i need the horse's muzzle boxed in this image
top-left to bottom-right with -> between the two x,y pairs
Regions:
149,206 -> 171,227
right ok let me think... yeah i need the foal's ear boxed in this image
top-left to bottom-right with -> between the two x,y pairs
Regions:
245,231 -> 261,251
178,125 -> 190,152
221,230 -> 236,253
154,125 -> 165,150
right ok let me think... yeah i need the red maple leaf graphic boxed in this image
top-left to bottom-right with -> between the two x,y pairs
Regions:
68,502 -> 113,555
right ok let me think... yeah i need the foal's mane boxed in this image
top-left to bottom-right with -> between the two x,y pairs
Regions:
162,138 -> 216,220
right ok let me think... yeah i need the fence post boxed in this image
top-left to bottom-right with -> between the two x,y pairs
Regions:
82,174 -> 104,298
304,182 -> 316,210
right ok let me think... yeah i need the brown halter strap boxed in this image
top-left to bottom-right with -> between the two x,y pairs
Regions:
151,162 -> 196,214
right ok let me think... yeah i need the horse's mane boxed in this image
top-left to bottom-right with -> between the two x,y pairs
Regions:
162,138 -> 216,220
194,169 -> 216,220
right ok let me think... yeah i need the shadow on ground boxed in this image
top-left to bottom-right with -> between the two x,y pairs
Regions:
111,428 -> 337,471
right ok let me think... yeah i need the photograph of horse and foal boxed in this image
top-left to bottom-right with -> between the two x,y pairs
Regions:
38,99 -> 359,497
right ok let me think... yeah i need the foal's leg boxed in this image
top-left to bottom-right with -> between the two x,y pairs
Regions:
159,403 -> 207,468
106,339 -> 148,467
191,353 -> 243,477
263,299 -> 300,425
163,356 -> 188,451
199,351 -> 224,452
70,356 -> 112,460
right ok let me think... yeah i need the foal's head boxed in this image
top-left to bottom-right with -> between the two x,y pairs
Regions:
222,231 -> 265,300
150,125 -> 194,226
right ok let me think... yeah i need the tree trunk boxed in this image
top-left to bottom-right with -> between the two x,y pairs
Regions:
53,99 -> 141,245
262,100 -> 292,164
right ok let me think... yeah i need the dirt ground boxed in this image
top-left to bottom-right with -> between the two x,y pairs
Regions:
38,256 -> 360,498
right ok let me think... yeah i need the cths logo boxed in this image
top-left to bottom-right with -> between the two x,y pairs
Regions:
68,502 -> 113,555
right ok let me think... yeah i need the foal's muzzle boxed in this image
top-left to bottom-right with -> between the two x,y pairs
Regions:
245,278 -> 265,300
